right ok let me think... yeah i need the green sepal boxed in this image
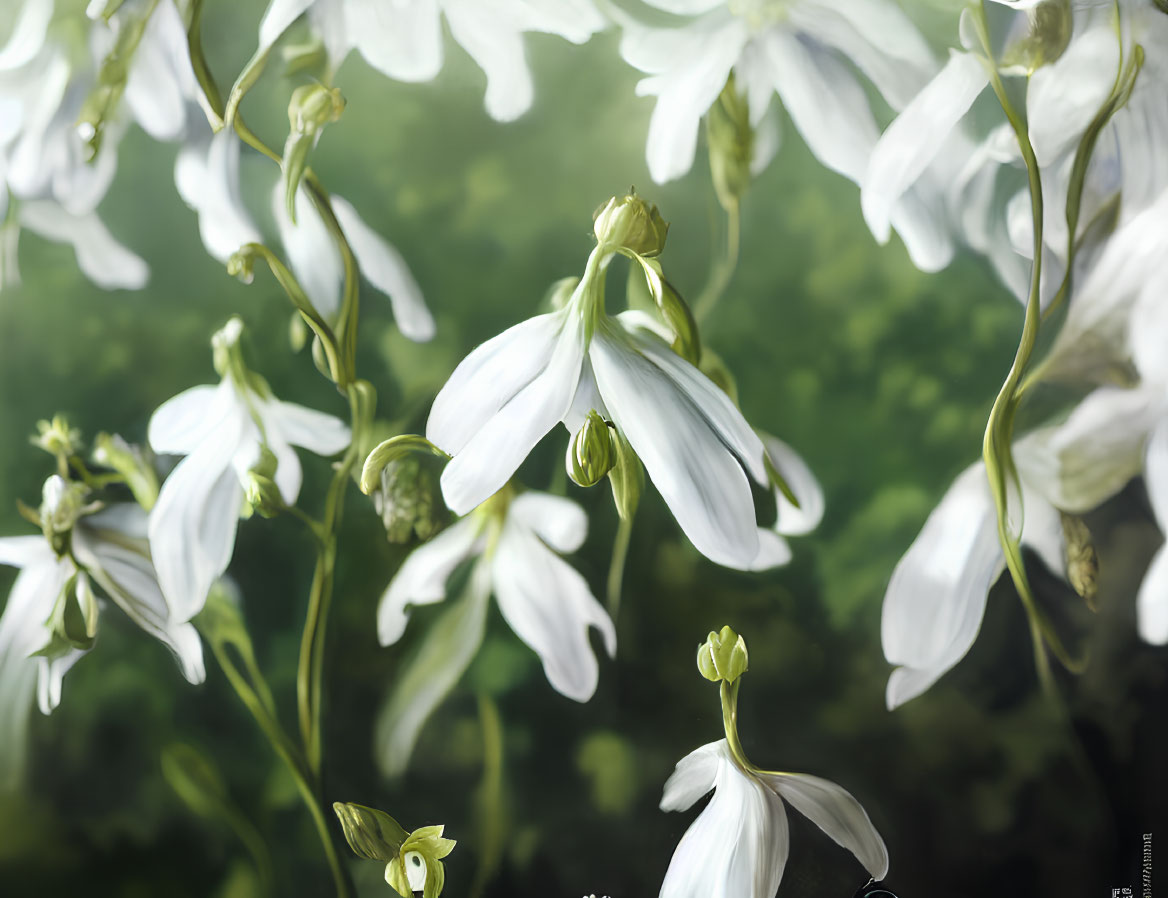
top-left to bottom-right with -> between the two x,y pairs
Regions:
35,571 -> 98,660
626,252 -> 701,366
360,434 -> 450,495
764,451 -> 801,511
607,428 -> 643,522
93,433 -> 160,511
333,801 -> 409,862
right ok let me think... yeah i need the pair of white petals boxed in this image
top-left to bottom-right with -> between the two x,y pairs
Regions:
0,505 -> 204,790
428,300 -> 806,572
659,739 -> 888,898
256,0 -> 605,122
376,491 -> 615,775
147,376 -> 351,623
174,130 -> 434,341
619,0 -> 951,271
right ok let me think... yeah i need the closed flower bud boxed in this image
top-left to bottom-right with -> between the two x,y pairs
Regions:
706,75 -> 753,211
593,191 -> 669,257
283,84 -> 345,221
32,415 -> 83,460
568,410 -> 616,488
697,625 -> 749,683
374,454 -> 449,544
243,448 -> 283,519
334,802 -> 455,898
39,475 -> 90,554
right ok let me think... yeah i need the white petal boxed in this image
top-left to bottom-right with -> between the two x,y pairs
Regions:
763,772 -> 889,880
375,561 -> 490,777
445,2 -> 533,121
427,311 -> 564,456
1129,269 -> 1168,385
148,383 -> 226,455
1026,24 -> 1119,168
589,324 -> 761,570
763,29 -> 879,182
0,0 -> 53,71
748,529 -> 792,571
149,413 -> 247,623
491,520 -> 615,701
1013,387 -> 1157,514
258,0 -> 316,50
1138,420 -> 1168,644
643,0 -> 723,12
260,397 -> 350,503
0,536 -> 54,569
507,491 -> 588,554
659,740 -> 722,811
439,313 -> 586,515
510,0 -> 606,42
125,0 -> 194,141
332,196 -> 434,341
562,358 -> 608,433
19,201 -> 149,290
377,517 -> 485,646
882,463 -> 1003,709
175,132 -> 262,264
762,434 -> 824,536
862,51 -> 987,243
346,0 -> 444,82
273,183 -> 343,320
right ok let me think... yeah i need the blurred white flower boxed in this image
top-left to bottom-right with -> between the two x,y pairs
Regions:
376,489 -> 614,775
617,0 -> 951,269
255,0 -> 606,121
147,319 -> 351,622
659,739 -> 888,898
0,501 -> 204,790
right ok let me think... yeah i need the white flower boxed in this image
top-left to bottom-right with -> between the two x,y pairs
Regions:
659,740 -> 888,898
881,461 -> 1067,709
174,130 -> 434,341
255,0 -> 606,121
617,0 -> 950,269
0,502 -> 204,790
375,489 -> 615,775
147,319 -> 351,622
428,250 -> 789,571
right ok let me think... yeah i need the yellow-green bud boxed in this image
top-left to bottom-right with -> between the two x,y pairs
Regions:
568,411 -> 616,488
32,415 -> 83,459
39,475 -> 89,555
1061,513 -> 1099,610
242,447 -> 283,519
283,84 -> 345,221
697,625 -> 749,683
593,191 -> 669,257
706,74 -> 753,211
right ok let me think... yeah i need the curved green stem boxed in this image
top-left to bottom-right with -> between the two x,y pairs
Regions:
719,680 -> 750,772
694,198 -> 740,323
605,514 -> 633,619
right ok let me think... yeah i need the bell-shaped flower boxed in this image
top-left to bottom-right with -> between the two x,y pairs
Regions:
375,488 -> 615,775
254,0 -> 606,121
616,0 -> 951,269
659,739 -> 888,898
147,318 -> 351,622
0,497 -> 204,790
428,235 -> 784,570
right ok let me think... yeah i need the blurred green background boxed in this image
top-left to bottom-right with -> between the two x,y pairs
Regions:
1,3 -> 1165,896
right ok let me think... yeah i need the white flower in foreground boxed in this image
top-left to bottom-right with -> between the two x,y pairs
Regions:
173,130 -> 434,340
428,196 -> 793,571
255,0 -> 606,121
0,495 -> 203,790
147,318 -> 350,622
881,461 -> 1068,709
659,740 -> 888,898
617,0 -> 952,269
376,489 -> 614,775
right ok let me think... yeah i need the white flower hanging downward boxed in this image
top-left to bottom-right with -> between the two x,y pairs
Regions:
659,627 -> 889,898
147,318 -> 350,623
428,193 -> 798,572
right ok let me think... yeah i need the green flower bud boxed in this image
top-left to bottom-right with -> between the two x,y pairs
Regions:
36,570 -> 99,660
1061,513 -> 1099,610
333,802 -> 409,862
226,249 -> 256,285
32,415 -> 83,460
243,447 -> 283,519
39,475 -> 90,555
593,191 -> 669,257
706,74 -> 753,211
93,433 -> 159,511
568,410 -> 616,488
607,428 -> 643,522
334,803 -> 456,898
696,625 -> 749,683
374,455 -> 449,544
283,84 -> 345,222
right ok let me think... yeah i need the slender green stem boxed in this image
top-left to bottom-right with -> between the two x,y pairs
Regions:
719,680 -> 750,772
605,514 -> 633,619
209,640 -> 353,898
694,198 -> 740,323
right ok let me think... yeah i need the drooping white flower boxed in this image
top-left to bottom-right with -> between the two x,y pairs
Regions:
617,0 -> 952,270
376,489 -> 615,775
255,0 -> 606,122
173,130 -> 434,340
147,318 -> 351,622
428,238 -> 788,571
881,461 -> 1067,709
659,739 -> 888,898
0,499 -> 204,790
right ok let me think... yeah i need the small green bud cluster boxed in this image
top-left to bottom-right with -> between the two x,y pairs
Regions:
593,191 -> 669,257
568,410 -> 617,488
243,447 -> 284,519
374,454 -> 448,543
32,415 -> 83,461
697,625 -> 749,683
334,802 -> 455,898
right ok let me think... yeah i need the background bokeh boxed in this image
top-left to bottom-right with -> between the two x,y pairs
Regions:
1,3 -> 1165,896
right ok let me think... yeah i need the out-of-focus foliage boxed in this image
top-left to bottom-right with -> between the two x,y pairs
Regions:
0,1 -> 1164,896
